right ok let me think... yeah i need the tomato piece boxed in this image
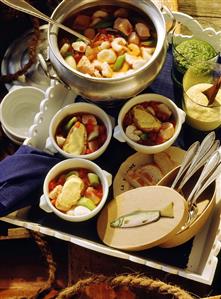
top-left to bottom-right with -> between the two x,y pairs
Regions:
74,52 -> 83,63
78,168 -> 88,178
99,125 -> 106,135
94,187 -> 103,198
98,29 -> 107,35
86,123 -> 95,134
85,148 -> 93,154
85,186 -> 103,204
82,176 -> 90,188
57,174 -> 66,186
48,180 -> 57,192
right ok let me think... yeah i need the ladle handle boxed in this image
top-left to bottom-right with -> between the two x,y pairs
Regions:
187,151 -> 220,205
176,132 -> 216,191
171,141 -> 199,189
192,162 -> 221,203
0,0 -> 90,44
177,139 -> 220,191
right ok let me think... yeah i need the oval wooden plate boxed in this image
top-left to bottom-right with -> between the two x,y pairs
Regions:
97,186 -> 188,251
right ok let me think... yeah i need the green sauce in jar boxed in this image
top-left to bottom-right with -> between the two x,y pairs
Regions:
174,38 -> 217,73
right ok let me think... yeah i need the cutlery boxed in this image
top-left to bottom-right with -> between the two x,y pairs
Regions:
187,150 -> 220,206
171,141 -> 199,189
176,132 -> 216,191
179,150 -> 220,231
0,0 -> 90,44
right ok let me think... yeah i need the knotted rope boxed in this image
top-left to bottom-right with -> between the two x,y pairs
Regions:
56,274 -> 195,299
29,231 -> 57,299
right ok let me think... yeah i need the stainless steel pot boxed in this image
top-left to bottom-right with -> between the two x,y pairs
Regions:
48,0 -> 172,102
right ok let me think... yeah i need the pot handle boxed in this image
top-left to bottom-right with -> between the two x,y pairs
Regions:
102,170 -> 112,187
178,108 -> 186,124
161,5 -> 176,34
39,194 -> 53,213
113,125 -> 126,143
38,53 -> 71,89
45,136 -> 58,155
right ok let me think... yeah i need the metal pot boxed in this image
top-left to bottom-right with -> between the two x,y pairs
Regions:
48,0 -> 172,102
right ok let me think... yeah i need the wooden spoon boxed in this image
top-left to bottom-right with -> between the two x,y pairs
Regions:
202,76 -> 221,105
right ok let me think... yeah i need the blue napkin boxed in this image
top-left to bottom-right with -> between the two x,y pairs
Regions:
0,145 -> 61,216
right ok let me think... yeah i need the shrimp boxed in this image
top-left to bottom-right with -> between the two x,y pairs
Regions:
127,43 -> 140,56
72,41 -> 87,53
111,37 -> 127,52
126,125 -> 141,141
97,49 -> 117,63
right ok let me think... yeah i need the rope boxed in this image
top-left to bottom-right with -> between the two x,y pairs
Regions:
0,16 -> 40,84
4,231 -> 57,299
55,274 -> 194,299
29,231 -> 57,299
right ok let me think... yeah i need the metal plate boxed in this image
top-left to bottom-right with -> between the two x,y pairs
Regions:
1,25 -> 51,91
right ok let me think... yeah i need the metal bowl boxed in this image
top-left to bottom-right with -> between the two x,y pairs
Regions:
48,0 -> 170,102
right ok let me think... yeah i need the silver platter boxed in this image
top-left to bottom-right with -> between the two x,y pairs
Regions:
1,24 -> 51,91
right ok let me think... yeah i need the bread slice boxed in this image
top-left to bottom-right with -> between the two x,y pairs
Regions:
125,163 -> 163,188
153,152 -> 175,175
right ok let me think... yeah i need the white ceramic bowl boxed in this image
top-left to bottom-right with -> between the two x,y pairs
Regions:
0,86 -> 45,140
114,93 -> 186,154
1,124 -> 24,145
47,102 -> 113,160
40,158 -> 112,222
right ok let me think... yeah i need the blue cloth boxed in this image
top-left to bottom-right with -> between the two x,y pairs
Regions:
0,48 -> 177,217
0,145 -> 61,216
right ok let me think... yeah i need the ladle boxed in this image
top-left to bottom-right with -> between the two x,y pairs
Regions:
0,0 -> 90,44
176,131 -> 216,192
179,150 -> 221,231
202,76 -> 221,105
171,141 -> 200,189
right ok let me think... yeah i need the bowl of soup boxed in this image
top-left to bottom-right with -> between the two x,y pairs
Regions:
40,158 -> 112,222
48,0 -> 170,102
114,93 -> 186,154
47,102 -> 113,160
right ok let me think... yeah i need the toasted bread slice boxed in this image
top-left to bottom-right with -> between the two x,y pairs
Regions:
133,106 -> 161,132
153,152 -> 175,175
125,164 -> 163,188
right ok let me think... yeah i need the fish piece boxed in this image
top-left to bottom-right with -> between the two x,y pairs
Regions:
110,202 -> 174,228
111,210 -> 160,228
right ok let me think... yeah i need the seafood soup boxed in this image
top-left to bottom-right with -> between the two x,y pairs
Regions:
122,101 -> 176,146
48,167 -> 103,216
55,112 -> 107,155
58,5 -> 157,78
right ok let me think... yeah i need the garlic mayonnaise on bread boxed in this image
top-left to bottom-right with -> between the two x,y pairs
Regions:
55,175 -> 84,212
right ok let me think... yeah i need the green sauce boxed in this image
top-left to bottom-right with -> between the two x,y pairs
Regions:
174,38 -> 217,73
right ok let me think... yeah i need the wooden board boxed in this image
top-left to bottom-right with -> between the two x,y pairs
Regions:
153,0 -> 178,11
97,186 -> 188,251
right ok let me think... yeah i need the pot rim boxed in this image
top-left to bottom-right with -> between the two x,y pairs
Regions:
48,0 -> 167,82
